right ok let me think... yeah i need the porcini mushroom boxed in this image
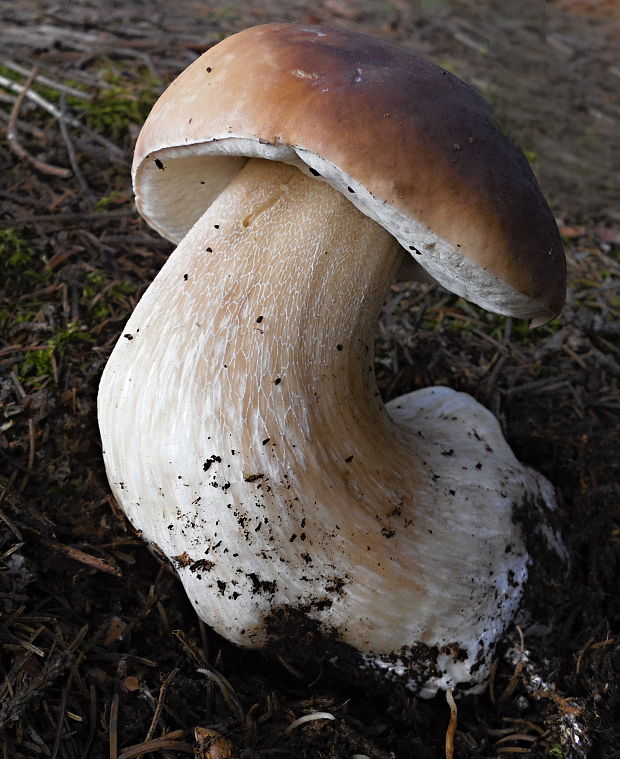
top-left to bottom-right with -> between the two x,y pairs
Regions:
98,23 -> 566,696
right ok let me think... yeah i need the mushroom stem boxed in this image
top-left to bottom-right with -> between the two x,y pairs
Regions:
99,158 -> 553,694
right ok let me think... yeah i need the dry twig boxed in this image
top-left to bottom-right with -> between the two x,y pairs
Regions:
59,92 -> 90,193
45,540 -> 122,577
197,667 -> 245,723
284,712 -> 336,734
6,67 -> 72,178
1,59 -> 94,100
118,730 -> 193,758
144,668 -> 179,741
0,72 -> 82,126
51,656 -> 82,759
8,209 -> 134,227
445,689 -> 458,759
109,692 -> 120,759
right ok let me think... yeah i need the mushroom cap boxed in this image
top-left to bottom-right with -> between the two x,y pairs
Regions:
133,22 -> 565,322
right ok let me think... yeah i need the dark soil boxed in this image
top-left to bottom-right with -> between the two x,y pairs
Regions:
1,1 -> 619,757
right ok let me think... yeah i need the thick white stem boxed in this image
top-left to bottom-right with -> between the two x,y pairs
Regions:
99,159 -> 554,695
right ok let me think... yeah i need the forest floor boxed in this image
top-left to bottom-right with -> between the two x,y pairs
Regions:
0,0 -> 619,757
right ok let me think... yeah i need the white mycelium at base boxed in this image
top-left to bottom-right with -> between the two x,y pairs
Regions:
99,159 -> 558,695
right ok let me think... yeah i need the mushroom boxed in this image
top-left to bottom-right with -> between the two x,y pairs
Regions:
98,23 -> 566,696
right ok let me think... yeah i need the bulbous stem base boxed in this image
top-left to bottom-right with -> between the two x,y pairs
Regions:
99,159 -> 557,695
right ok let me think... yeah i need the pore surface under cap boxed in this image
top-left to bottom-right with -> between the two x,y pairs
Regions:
133,23 -> 565,321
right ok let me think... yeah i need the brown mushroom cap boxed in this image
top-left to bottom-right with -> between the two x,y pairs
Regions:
133,22 -> 565,322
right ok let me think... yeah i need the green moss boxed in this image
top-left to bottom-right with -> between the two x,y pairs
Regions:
94,190 -> 127,211
81,271 -> 137,320
0,64 -> 24,88
19,345 -> 56,380
82,271 -> 106,301
0,62 -> 160,143
0,228 -> 49,288
77,68 -> 162,140
1,227 -> 34,268
19,321 -> 92,384
436,59 -> 464,78
512,321 -> 532,341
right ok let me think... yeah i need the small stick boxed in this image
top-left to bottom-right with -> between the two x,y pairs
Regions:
118,732 -> 193,759
498,626 -> 526,703
590,636 -> 616,649
51,659 -> 80,759
109,692 -> 119,759
81,684 -> 97,759
284,712 -> 335,734
575,636 -> 595,675
1,59 -> 94,100
197,668 -> 245,723
198,618 -> 210,662
489,658 -> 499,705
0,72 -> 83,127
59,92 -> 90,193
10,370 -> 27,398
0,72 -> 126,157
445,689 -> 458,759
27,418 -> 36,470
46,540 -> 122,577
6,68 -> 72,178
0,510 -> 23,541
0,106 -> 44,137
8,209 -> 134,227
0,542 -> 25,562
0,344 -> 57,359
144,668 -> 178,742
